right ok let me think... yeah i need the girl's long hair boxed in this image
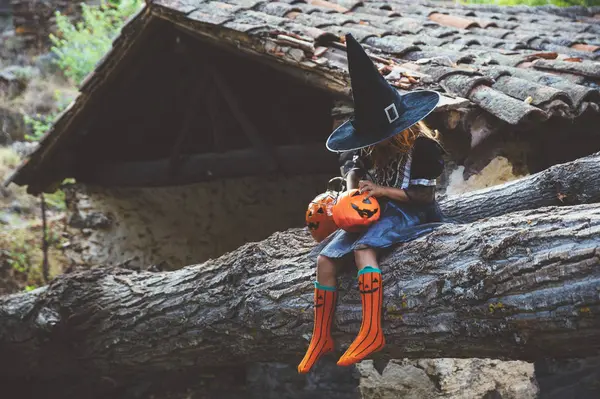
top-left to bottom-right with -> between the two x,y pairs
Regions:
362,121 -> 439,169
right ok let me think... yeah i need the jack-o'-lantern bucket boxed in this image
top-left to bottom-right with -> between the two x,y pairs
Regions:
305,177 -> 344,242
332,189 -> 380,232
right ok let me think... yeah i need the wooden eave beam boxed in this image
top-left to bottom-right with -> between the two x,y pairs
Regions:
74,144 -> 338,188
209,65 -> 280,171
268,97 -> 303,145
168,64 -> 209,176
203,80 -> 225,152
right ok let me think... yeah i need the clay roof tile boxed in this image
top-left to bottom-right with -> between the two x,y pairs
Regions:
428,12 -> 480,30
572,43 -> 600,52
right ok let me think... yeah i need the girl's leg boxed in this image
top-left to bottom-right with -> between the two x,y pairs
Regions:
354,247 -> 378,271
337,247 -> 385,366
298,255 -> 339,374
317,254 -> 337,287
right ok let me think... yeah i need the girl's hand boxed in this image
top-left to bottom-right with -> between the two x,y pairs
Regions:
358,180 -> 387,199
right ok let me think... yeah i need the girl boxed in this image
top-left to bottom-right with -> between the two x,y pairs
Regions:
298,34 -> 447,374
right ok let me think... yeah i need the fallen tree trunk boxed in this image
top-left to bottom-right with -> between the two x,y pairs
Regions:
439,151 -> 600,223
1,202 -> 600,390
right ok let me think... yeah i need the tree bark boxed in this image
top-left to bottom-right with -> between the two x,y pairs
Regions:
439,151 -> 600,223
1,202 -> 600,389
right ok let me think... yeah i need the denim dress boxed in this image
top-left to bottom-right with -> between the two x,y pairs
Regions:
314,136 -> 447,259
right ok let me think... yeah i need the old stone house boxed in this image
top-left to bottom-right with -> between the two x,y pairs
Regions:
4,0 -> 600,272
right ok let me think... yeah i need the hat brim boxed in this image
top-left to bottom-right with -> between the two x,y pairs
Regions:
325,90 -> 440,152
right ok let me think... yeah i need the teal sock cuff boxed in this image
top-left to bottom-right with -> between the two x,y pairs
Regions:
358,266 -> 382,276
315,281 -> 336,291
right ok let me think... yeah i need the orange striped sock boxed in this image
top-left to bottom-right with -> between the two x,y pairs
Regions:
298,283 -> 337,374
337,266 -> 385,367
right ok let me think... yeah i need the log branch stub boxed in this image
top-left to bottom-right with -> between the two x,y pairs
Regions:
440,152 -> 600,223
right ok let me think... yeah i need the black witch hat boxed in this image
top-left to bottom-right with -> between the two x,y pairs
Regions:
326,34 -> 440,152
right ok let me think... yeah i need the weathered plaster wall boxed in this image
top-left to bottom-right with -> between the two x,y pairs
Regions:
62,151 -> 528,271
64,173 -> 332,270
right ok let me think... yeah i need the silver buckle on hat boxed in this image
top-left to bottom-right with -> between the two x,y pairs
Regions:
385,103 -> 399,124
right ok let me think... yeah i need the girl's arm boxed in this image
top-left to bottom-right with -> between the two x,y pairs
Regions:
379,185 -> 410,202
340,151 -> 370,191
359,181 -> 435,204
357,136 -> 443,202
346,170 -> 360,190
364,136 -> 442,203
384,186 -> 435,203
404,186 -> 436,203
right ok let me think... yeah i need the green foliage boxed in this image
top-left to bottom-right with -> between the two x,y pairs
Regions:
50,0 -> 144,86
23,89 -> 74,142
7,248 -> 29,274
44,189 -> 67,211
458,0 -> 600,6
23,113 -> 56,142
23,0 -> 143,142
1,217 -> 68,290
3,229 -> 35,276
9,65 -> 39,83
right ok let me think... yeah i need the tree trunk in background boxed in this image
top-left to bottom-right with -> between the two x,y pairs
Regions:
1,201 -> 600,396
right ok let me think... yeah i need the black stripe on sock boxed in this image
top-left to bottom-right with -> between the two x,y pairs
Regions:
353,273 -> 374,355
306,290 -> 327,366
324,291 -> 334,344
355,273 -> 383,357
325,291 -> 335,331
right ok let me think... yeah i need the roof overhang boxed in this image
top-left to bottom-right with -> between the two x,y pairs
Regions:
3,2 -> 469,195
9,0 -> 598,194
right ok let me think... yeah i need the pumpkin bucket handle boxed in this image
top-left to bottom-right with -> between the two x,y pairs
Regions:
327,177 -> 345,193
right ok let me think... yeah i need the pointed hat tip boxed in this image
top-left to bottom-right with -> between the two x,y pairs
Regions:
344,33 -> 358,47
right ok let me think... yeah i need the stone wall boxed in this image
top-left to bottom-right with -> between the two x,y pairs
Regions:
357,358 -> 538,399
10,0 -> 88,48
63,173 -> 332,270
137,358 -> 538,399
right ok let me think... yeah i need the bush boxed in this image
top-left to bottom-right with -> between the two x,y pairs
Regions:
50,0 -> 144,86
23,89 -> 77,142
24,0 -> 143,142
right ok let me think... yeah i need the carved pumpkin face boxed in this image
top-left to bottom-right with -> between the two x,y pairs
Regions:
332,189 -> 380,232
314,293 -> 325,308
306,191 -> 338,242
359,275 -> 381,294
